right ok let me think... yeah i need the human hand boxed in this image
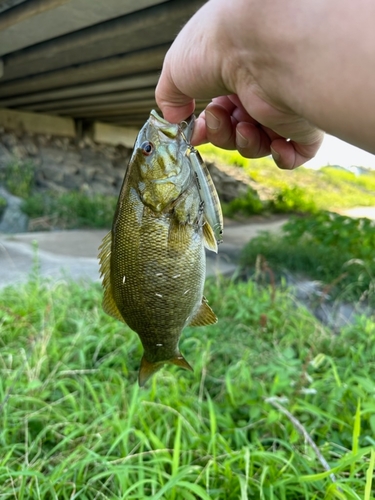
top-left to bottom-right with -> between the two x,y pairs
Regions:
155,0 -> 324,170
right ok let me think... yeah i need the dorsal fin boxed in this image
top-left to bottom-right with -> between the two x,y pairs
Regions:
98,231 -> 125,323
188,296 -> 218,327
202,221 -> 218,253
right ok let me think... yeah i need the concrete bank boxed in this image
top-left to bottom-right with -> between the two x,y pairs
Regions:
0,218 -> 287,288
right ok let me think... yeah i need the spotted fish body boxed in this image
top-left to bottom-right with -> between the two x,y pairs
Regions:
98,110 -> 222,386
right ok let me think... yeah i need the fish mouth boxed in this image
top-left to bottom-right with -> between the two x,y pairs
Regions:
149,109 -> 195,142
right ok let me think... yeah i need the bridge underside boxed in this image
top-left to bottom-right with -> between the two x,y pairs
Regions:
0,0 -> 207,133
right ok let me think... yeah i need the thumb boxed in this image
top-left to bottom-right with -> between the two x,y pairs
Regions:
155,69 -> 196,123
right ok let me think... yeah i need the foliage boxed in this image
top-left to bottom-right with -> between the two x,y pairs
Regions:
197,147 -> 375,218
246,159 -> 375,210
241,211 -> 375,303
0,195 -> 7,219
0,276 -> 374,498
269,185 -> 318,214
22,191 -> 118,229
222,188 -> 264,217
0,159 -> 35,198
197,143 -> 249,168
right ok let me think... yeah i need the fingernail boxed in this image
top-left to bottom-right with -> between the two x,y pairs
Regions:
236,130 -> 248,149
205,111 -> 220,130
270,146 -> 280,162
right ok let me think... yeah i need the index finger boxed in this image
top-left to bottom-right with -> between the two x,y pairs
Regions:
155,67 -> 196,123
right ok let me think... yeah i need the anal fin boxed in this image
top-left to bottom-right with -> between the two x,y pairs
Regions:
189,296 -> 218,327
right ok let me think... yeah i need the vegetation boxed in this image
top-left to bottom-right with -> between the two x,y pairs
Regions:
241,211 -> 375,304
22,191 -> 117,229
0,195 -> 6,219
0,159 -> 35,199
246,159 -> 375,211
199,147 -> 375,217
222,188 -> 264,218
0,275 -> 374,499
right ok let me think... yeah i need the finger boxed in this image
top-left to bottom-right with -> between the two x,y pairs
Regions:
155,67 -> 196,123
235,121 -> 273,158
270,134 -> 324,169
203,103 -> 238,150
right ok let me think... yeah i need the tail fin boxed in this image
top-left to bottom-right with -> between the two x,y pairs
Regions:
138,354 -> 193,387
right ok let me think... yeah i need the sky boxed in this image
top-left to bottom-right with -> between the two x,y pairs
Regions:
304,135 -> 375,170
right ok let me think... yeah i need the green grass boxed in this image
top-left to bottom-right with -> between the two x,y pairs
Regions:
197,147 -> 375,218
22,192 -> 117,230
241,211 -> 375,304
0,196 -> 6,218
0,275 -> 374,499
0,160 -> 35,199
246,160 -> 375,211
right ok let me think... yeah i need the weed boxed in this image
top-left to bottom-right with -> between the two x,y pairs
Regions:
222,188 -> 264,217
22,191 -> 117,229
269,185 -> 318,214
0,195 -> 6,218
0,159 -> 35,198
0,277 -> 374,498
241,211 -> 375,303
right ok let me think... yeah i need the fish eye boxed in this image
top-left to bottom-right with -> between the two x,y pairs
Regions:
140,141 -> 154,156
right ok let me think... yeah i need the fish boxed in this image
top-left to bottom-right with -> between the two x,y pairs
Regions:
98,110 -> 223,386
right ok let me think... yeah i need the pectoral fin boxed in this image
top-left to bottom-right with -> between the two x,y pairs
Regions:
189,296 -> 218,326
98,231 -> 125,323
139,353 -> 193,387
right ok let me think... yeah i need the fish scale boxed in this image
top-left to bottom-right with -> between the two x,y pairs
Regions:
98,110 -> 221,386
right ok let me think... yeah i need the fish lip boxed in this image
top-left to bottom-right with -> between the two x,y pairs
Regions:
149,109 -> 195,142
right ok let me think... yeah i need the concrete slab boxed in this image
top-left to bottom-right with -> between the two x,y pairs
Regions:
0,107 -> 75,137
0,218 -> 287,288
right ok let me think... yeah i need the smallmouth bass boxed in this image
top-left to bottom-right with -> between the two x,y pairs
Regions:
98,110 -> 223,386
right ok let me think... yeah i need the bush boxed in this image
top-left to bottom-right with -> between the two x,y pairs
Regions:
22,191 -> 117,229
0,195 -> 7,219
222,188 -> 264,217
268,185 -> 318,214
241,211 -> 375,303
0,159 -> 35,198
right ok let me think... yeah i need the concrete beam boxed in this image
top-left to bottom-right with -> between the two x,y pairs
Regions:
0,71 -> 159,107
2,0 -> 203,81
0,0 -> 166,56
0,0 -> 26,14
19,87 -> 155,113
0,45 -> 168,98
92,122 -> 138,148
0,0 -> 71,31
0,107 -> 75,136
58,100 -> 158,119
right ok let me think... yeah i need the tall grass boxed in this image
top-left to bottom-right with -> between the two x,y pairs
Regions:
22,192 -> 117,229
0,276 -> 374,498
241,211 -> 375,304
